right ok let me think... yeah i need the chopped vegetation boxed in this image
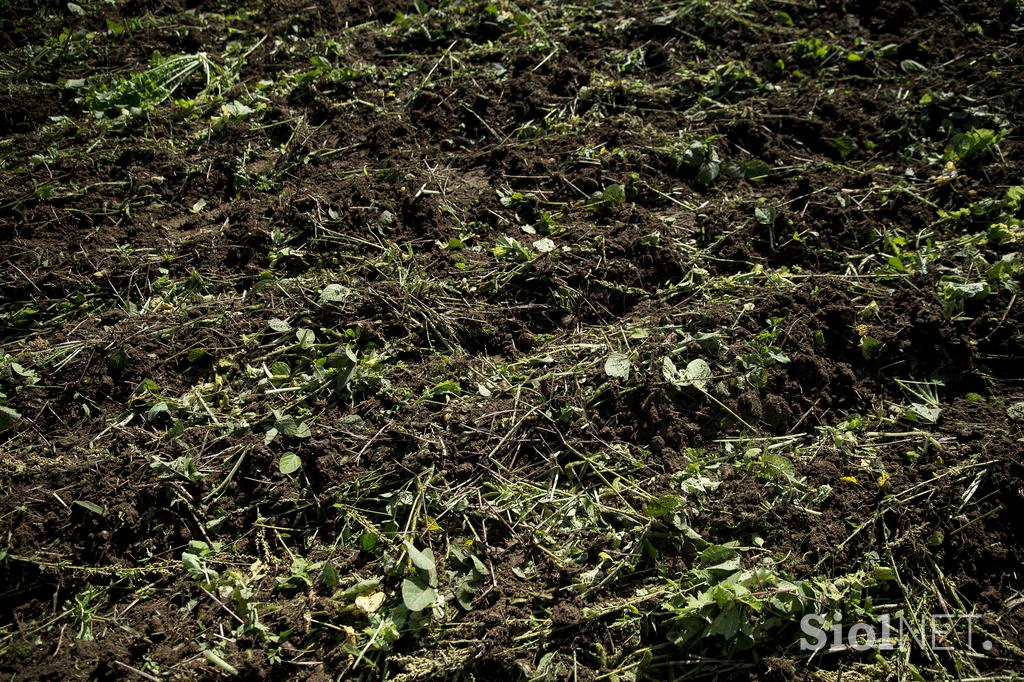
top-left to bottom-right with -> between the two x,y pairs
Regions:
1,0 -> 1023,680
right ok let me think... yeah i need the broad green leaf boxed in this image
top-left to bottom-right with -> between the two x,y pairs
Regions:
0,406 -> 21,431
182,552 -> 217,582
662,357 -> 680,384
9,362 -> 39,384
684,359 -> 712,391
326,346 -> 358,370
401,577 -> 437,612
319,284 -> 349,304
859,335 -> 883,360
708,603 -> 741,639
469,554 -> 489,576
278,452 -> 302,474
603,184 -> 626,205
696,160 -> 720,187
705,557 -> 743,574
276,416 -> 311,438
663,356 -> 713,391
533,237 -> 556,253
187,348 -> 209,363
604,351 -> 632,380
296,328 -> 316,348
220,101 -> 253,118
268,318 -> 291,333
645,494 -> 682,518
908,403 -> 941,423
455,582 -> 476,610
872,566 -> 896,582
700,543 -> 738,567
754,205 -> 777,225
339,414 -> 366,430
146,401 -> 170,423
742,159 -> 771,181
406,543 -> 436,572
359,533 -> 378,551
430,380 -> 461,397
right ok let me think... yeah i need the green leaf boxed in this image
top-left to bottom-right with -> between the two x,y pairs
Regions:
708,603 -> 741,639
278,452 -> 302,475
430,380 -> 462,397
532,237 -> 556,253
603,184 -> 626,206
276,416 -> 311,438
339,413 -> 366,430
872,566 -> 896,582
829,136 -> 859,159
700,543 -> 738,567
645,494 -> 682,518
401,576 -> 438,612
296,328 -> 316,348
455,581 -> 477,610
9,362 -> 39,384
859,336 -> 883,360
908,403 -> 941,423
604,351 -> 632,380
187,348 -> 209,363
73,500 -> 105,516
899,59 -> 927,74
0,406 -> 22,432
268,318 -> 291,333
943,128 -> 1004,162
696,160 -> 720,187
203,649 -> 238,676
754,205 -> 777,225
406,543 -> 436,572
493,235 -> 531,262
741,159 -> 771,181
184,550 -> 206,577
662,357 -> 712,391
662,357 -> 680,384
145,399 -> 171,419
220,101 -> 253,118
469,554 -> 489,576
319,284 -> 349,304
684,359 -> 712,391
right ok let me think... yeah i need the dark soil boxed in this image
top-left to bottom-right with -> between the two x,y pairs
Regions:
2,0 -> 1023,679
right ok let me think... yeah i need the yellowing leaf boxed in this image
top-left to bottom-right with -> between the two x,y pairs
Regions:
354,591 -> 385,613
840,476 -> 859,485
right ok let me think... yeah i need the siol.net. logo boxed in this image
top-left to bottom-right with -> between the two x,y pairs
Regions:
799,612 -> 993,653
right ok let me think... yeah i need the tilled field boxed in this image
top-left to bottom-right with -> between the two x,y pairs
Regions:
1,0 -> 1023,679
